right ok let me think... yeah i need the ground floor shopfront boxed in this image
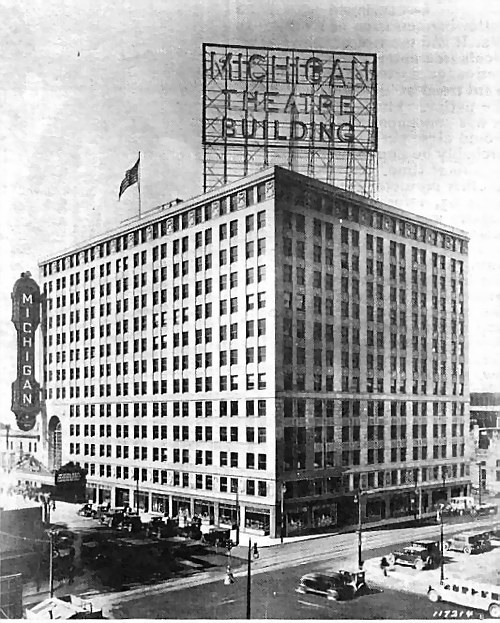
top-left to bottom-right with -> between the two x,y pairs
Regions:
283,481 -> 471,537
86,481 -> 275,537
85,479 -> 471,539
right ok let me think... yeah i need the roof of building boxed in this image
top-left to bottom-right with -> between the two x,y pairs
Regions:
39,166 -> 468,266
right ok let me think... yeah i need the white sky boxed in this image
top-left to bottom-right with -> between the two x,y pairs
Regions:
1,0 -> 499,424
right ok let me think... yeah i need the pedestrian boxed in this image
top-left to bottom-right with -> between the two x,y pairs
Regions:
380,556 -> 389,577
52,500 -> 56,511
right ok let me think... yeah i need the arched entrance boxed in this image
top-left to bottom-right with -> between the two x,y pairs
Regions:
48,416 -> 62,471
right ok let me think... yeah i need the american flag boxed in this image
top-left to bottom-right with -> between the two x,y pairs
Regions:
118,156 -> 140,200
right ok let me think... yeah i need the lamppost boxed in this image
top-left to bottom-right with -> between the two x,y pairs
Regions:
246,540 -> 259,619
48,529 -> 56,597
476,462 -> 482,506
235,487 -> 240,546
280,483 -> 286,544
134,470 -> 140,514
354,490 -> 364,569
414,468 -> 422,523
442,466 -> 448,503
439,505 -> 445,582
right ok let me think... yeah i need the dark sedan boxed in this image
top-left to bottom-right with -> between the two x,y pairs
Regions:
296,570 -> 366,601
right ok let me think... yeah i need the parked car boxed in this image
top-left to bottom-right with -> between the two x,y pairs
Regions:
202,528 -> 232,548
296,570 -> 366,601
473,503 -> 498,516
177,523 -> 203,540
446,496 -> 477,515
444,531 -> 491,555
54,529 -> 76,549
146,517 -> 177,538
387,540 -> 441,570
116,514 -> 143,533
77,503 -> 95,517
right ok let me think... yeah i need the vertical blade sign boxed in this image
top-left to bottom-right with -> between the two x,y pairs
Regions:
11,271 -> 41,431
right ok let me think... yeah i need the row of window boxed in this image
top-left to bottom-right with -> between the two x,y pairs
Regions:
69,400 -> 268,419
283,398 -> 466,418
82,461 -> 269,497
69,423 -> 268,443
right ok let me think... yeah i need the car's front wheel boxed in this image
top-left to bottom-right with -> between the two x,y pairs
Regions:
463,546 -> 471,555
414,558 -> 425,571
489,603 -> 500,618
443,542 -> 450,551
387,554 -> 396,566
428,589 -> 440,603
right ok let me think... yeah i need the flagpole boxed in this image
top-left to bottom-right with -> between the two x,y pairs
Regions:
137,151 -> 142,219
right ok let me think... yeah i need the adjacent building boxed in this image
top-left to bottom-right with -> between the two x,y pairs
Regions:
39,166 -> 470,537
469,392 -> 500,496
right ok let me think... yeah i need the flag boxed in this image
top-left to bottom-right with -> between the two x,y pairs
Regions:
118,156 -> 140,200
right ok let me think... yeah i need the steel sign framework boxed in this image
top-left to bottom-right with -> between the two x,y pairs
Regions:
202,43 -> 378,196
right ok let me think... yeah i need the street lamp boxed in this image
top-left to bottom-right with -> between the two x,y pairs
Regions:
134,469 -> 140,514
48,529 -> 57,597
234,487 -> 240,546
354,490 -> 363,570
442,466 -> 448,504
414,468 -> 422,523
439,505 -> 445,582
476,462 -> 482,506
280,483 -> 286,544
246,540 -> 259,619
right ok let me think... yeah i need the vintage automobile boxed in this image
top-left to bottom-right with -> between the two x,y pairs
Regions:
201,528 -> 233,548
473,503 -> 498,516
296,570 -> 366,601
177,522 -> 203,540
387,540 -> 441,570
489,529 -> 500,547
116,513 -> 143,533
444,531 -> 491,555
77,503 -> 95,517
146,516 -> 177,538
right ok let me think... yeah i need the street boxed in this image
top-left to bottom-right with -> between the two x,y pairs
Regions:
108,556 -> 480,620
22,501 -> 496,619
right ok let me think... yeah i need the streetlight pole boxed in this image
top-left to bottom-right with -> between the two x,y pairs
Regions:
355,490 -> 363,569
439,507 -> 445,582
49,530 -> 55,598
280,483 -> 286,545
246,540 -> 252,620
135,471 -> 140,514
477,463 -> 482,506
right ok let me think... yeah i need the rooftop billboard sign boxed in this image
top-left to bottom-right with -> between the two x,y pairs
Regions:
202,44 -> 377,193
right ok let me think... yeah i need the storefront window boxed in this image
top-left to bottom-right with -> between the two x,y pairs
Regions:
244,508 -> 270,534
151,494 -> 169,514
219,504 -> 238,526
287,510 -> 307,535
194,499 -> 215,523
312,503 -> 337,528
172,496 -> 191,519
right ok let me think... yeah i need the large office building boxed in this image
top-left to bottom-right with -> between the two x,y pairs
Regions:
39,166 -> 470,537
